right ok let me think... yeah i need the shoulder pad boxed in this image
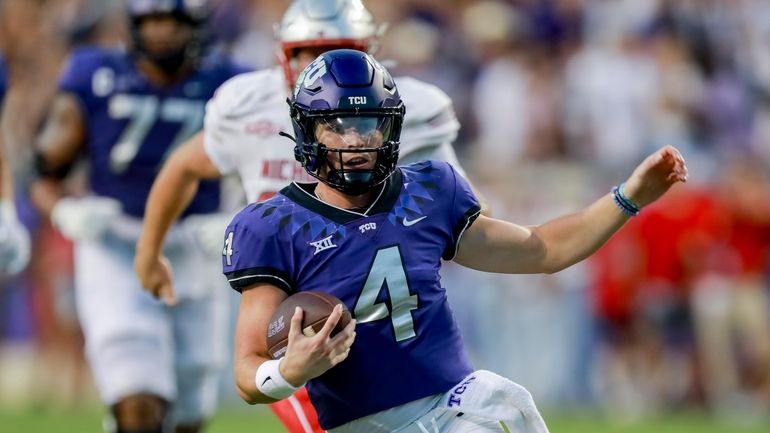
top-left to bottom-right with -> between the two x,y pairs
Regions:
208,67 -> 284,120
67,46 -> 124,69
394,76 -> 453,125
58,46 -> 126,92
394,76 -> 460,154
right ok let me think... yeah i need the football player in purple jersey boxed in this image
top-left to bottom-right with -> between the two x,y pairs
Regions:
225,49 -> 688,433
136,2 -> 483,430
29,1 -> 248,432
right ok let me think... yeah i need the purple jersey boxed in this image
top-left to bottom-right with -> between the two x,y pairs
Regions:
57,47 -> 248,217
223,161 -> 481,429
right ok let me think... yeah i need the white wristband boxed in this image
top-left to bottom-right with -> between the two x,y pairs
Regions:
255,359 -> 303,400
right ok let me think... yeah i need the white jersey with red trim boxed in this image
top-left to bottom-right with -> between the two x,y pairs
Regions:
203,67 -> 461,203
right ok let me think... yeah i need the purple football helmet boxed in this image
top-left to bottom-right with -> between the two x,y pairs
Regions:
289,49 -> 405,196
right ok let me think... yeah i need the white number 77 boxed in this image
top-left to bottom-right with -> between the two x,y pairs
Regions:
354,246 -> 419,342
108,94 -> 204,173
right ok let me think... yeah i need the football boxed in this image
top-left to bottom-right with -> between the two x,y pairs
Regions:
266,291 -> 352,359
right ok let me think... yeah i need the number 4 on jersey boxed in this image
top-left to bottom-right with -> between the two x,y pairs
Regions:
354,246 -> 419,342
223,232 -> 234,266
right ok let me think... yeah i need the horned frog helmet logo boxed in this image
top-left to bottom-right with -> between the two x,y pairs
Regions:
293,55 -> 328,98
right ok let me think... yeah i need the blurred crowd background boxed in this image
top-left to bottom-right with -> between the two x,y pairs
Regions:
2,0 -> 770,428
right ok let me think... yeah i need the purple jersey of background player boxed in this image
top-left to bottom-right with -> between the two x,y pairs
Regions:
223,160 -> 482,429
57,46 -> 247,217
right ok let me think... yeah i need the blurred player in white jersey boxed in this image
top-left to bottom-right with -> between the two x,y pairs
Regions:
0,54 -> 31,279
135,1 -> 481,432
29,1 -> 247,432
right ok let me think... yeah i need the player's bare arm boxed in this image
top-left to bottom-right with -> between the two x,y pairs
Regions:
30,93 -> 85,217
235,282 -> 356,404
134,131 -> 221,304
1,158 -> 11,202
31,92 -> 122,243
1,106 -> 12,202
454,145 -> 688,274
1,130 -> 11,202
1,107 -> 32,277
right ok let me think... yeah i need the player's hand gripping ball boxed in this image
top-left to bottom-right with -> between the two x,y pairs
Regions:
267,291 -> 352,359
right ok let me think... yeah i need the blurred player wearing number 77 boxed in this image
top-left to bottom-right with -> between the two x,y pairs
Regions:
135,1 -> 482,432
226,49 -> 689,433
29,1 -> 248,432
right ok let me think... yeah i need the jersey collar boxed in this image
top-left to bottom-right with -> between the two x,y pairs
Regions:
281,169 -> 403,224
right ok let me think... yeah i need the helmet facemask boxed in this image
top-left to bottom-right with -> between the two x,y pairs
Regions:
279,39 -> 372,89
293,110 -> 403,196
289,49 -> 405,196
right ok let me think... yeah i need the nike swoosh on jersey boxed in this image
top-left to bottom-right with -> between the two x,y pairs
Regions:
402,216 -> 427,227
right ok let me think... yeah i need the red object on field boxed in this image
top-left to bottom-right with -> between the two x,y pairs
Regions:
269,387 -> 324,433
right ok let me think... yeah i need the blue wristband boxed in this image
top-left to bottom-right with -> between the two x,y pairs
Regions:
617,183 -> 641,212
611,183 -> 640,216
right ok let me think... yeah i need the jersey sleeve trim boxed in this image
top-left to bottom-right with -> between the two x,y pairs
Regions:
225,266 -> 294,294
442,206 -> 481,260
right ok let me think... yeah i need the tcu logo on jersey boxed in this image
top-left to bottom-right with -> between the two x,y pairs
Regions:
348,96 -> 367,105
359,222 -> 377,233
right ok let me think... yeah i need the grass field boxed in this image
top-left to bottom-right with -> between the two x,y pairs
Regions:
1,406 -> 769,433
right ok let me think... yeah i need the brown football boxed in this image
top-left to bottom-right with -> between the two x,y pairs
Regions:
266,291 -> 352,359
